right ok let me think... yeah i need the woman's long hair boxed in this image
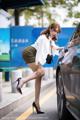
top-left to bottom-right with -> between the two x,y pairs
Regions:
40,22 -> 61,39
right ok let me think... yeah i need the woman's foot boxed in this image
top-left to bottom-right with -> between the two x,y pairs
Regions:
16,78 -> 22,94
32,102 -> 44,114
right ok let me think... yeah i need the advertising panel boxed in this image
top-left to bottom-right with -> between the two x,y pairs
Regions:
0,26 -> 75,70
0,28 -> 10,61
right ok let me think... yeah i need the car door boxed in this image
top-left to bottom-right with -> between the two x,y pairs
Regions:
69,33 -> 80,114
61,24 -> 80,116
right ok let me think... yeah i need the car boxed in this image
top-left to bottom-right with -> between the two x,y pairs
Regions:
56,23 -> 80,120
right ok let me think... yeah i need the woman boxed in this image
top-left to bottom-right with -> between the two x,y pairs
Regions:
16,22 -> 63,114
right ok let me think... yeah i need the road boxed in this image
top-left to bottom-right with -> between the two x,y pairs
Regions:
0,83 -> 58,120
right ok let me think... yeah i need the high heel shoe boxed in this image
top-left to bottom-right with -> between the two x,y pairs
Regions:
16,78 -> 22,94
32,102 -> 44,114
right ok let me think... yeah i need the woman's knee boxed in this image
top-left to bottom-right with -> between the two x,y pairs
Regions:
36,68 -> 45,78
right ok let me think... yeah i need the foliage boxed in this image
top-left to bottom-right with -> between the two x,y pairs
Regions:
8,0 -> 80,26
74,12 -> 80,18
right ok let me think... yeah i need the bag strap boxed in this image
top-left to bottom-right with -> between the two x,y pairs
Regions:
50,40 -> 53,55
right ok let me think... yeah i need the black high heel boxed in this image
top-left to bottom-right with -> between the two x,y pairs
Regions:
16,78 -> 22,94
32,102 -> 44,114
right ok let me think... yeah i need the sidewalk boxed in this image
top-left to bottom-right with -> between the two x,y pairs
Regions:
0,69 -> 56,119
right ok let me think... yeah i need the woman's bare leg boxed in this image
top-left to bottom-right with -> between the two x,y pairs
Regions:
18,71 -> 38,88
35,76 -> 42,109
28,63 -> 43,108
17,62 -> 44,109
18,63 -> 44,89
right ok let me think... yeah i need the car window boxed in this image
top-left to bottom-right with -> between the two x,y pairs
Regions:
67,23 -> 80,48
62,23 -> 80,67
71,23 -> 80,59
72,23 -> 80,39
68,23 -> 80,46
71,44 -> 80,70
76,44 -> 80,57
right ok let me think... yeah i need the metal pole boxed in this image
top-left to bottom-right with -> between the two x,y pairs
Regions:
11,70 -> 22,93
5,72 -> 9,81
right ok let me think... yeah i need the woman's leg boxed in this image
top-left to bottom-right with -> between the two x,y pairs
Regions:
35,76 -> 42,109
17,62 -> 45,111
18,63 -> 44,89
28,63 -> 44,109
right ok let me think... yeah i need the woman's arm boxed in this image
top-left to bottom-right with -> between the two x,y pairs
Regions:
51,40 -> 64,51
51,45 -> 64,51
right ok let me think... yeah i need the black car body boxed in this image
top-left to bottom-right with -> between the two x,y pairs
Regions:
56,23 -> 80,120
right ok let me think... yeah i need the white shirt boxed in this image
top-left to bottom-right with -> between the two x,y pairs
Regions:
51,40 -> 60,56
32,34 -> 60,65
